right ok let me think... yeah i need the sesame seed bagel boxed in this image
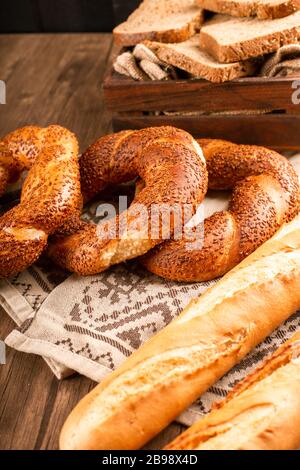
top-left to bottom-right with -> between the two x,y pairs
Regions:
0,126 -> 46,197
0,125 -> 81,278
47,127 -> 208,276
141,139 -> 299,282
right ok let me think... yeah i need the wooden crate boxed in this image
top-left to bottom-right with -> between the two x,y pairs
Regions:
103,69 -> 300,151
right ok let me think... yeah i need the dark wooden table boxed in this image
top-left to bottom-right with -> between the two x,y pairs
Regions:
0,33 -> 184,450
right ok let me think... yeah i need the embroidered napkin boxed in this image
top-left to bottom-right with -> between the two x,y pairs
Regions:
1,154 -> 300,426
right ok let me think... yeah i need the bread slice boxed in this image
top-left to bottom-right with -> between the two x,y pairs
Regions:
200,11 -> 300,62
144,36 -> 256,82
197,0 -> 300,20
113,0 -> 204,46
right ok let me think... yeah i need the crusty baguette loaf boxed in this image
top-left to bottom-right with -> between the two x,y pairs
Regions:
113,0 -> 204,46
166,332 -> 300,450
60,214 -> 300,450
199,11 -> 300,63
197,0 -> 300,20
144,36 -> 256,82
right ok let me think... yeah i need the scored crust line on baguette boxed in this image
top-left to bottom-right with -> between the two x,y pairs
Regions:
71,331 -> 250,423
59,214 -> 300,450
213,337 -> 300,410
174,214 -> 300,324
165,333 -> 300,450
197,0 -> 300,20
113,0 -> 204,46
176,249 -> 300,324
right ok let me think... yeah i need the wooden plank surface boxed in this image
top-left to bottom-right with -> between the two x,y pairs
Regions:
0,33 -> 184,450
0,33 -> 113,151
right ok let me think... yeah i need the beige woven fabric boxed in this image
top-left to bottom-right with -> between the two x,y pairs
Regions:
113,44 -> 177,81
1,154 -> 300,426
114,43 -> 300,81
260,44 -> 300,77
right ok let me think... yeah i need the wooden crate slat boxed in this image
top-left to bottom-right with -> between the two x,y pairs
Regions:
104,74 -> 300,113
112,114 -> 300,151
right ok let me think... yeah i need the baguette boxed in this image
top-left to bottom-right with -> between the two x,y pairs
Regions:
113,0 -> 204,46
166,332 -> 300,450
60,214 -> 300,450
197,0 -> 300,20
199,11 -> 300,63
144,36 -> 256,83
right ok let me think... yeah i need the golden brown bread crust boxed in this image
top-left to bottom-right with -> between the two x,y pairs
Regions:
214,332 -> 300,409
196,0 -> 300,20
199,13 -> 300,63
143,37 -> 256,83
47,127 -> 207,276
165,332 -> 300,450
0,126 -> 44,196
0,125 -> 81,278
59,215 -> 300,450
113,1 -> 204,47
141,139 -> 299,282
114,15 -> 203,46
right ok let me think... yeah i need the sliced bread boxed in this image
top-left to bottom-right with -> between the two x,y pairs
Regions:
144,36 -> 256,82
199,11 -> 300,62
197,0 -> 300,20
113,0 -> 204,46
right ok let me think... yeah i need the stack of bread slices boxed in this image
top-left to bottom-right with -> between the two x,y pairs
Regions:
113,0 -> 300,82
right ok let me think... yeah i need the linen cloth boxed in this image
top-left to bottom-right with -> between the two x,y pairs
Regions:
114,43 -> 300,82
1,154 -> 300,426
260,44 -> 300,78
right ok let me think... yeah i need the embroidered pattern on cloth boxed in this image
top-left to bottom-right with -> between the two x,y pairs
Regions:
1,156 -> 300,426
